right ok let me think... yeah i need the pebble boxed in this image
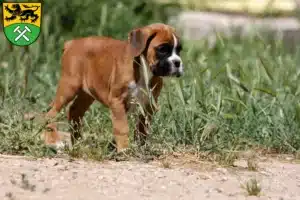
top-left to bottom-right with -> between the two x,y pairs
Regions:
216,168 -> 227,174
285,157 -> 294,161
199,174 -> 211,180
214,188 -> 223,193
261,171 -> 271,177
220,176 -> 228,182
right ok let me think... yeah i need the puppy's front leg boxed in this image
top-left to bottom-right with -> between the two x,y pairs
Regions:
110,98 -> 130,152
134,104 -> 155,144
134,77 -> 163,144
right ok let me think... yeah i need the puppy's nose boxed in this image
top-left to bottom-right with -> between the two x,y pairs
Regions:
173,60 -> 181,68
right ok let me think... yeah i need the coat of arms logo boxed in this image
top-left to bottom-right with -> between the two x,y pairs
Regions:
2,2 -> 42,46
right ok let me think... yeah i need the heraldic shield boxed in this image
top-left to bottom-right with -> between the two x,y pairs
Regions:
2,2 -> 42,46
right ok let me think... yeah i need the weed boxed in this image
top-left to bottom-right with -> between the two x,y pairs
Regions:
247,158 -> 258,171
242,178 -> 262,196
161,159 -> 171,168
216,150 -> 239,166
247,154 -> 259,171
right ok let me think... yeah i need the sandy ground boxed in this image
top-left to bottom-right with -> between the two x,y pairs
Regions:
0,154 -> 300,200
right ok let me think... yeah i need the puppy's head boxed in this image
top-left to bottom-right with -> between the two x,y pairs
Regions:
128,23 -> 183,77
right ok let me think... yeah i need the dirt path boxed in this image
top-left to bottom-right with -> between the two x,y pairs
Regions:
0,154 -> 299,200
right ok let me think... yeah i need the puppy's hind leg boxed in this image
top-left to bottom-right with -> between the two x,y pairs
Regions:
43,75 -> 82,147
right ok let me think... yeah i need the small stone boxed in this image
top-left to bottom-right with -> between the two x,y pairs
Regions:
220,176 -> 228,182
43,188 -> 51,193
199,174 -> 211,180
260,171 -> 271,177
205,188 -> 213,193
157,175 -> 167,179
214,188 -> 223,193
216,168 -> 227,174
184,171 -> 193,176
285,157 -> 294,161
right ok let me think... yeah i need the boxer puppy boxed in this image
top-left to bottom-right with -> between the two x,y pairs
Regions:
43,23 -> 183,153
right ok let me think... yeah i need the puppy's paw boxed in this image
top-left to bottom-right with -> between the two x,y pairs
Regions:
114,148 -> 132,162
108,146 -> 132,162
41,124 -> 71,153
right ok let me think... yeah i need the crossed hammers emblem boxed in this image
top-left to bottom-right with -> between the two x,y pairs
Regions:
13,26 -> 31,42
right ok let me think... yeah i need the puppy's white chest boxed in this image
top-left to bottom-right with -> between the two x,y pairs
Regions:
127,80 -> 150,112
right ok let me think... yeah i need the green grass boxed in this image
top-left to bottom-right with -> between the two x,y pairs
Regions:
157,0 -> 298,17
1,2 -> 300,163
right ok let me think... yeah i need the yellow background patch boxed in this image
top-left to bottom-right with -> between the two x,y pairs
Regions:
3,3 -> 41,27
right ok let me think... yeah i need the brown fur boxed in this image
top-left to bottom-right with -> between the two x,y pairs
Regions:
43,23 -> 179,152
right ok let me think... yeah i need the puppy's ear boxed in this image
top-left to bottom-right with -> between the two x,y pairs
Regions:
128,27 -> 157,57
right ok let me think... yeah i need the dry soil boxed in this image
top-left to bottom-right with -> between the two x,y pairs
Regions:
0,154 -> 300,200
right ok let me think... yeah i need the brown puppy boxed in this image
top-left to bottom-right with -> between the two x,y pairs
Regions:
43,23 -> 183,152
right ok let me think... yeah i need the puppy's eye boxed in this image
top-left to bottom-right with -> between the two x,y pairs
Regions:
156,44 -> 171,54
